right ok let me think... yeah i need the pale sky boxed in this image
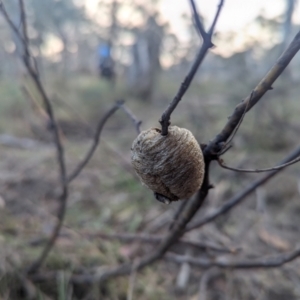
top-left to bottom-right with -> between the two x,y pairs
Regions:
160,0 -> 285,35
84,0 -> 299,57
168,1 -> 300,54
166,1 -> 286,26
85,0 -> 299,34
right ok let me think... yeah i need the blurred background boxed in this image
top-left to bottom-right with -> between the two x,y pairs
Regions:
1,0 -> 300,299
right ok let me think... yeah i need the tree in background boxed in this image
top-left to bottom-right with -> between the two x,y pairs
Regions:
282,0 -> 298,50
127,12 -> 165,100
1,1 -> 300,299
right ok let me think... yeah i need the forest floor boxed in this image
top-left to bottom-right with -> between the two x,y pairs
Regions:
1,73 -> 300,299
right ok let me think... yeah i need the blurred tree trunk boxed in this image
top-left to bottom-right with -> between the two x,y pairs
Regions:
8,0 -> 24,76
128,14 -> 163,101
281,0 -> 296,50
279,0 -> 297,80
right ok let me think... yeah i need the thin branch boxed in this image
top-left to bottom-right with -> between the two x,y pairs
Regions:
204,30 -> 300,156
218,91 -> 252,155
165,247 -> 300,269
18,0 -> 28,45
67,100 -> 124,183
18,0 -> 40,76
119,103 -> 142,134
186,144 -> 300,232
0,1 -> 26,45
50,94 -> 137,178
180,30 -> 300,233
159,0 -> 224,136
218,155 -> 300,173
208,0 -> 224,35
0,1 -> 69,274
189,0 -> 207,40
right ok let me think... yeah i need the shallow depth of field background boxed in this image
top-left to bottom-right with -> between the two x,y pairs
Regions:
1,0 -> 300,299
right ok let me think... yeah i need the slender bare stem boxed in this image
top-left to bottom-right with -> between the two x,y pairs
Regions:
18,0 -> 28,44
0,1 -> 26,44
159,0 -> 224,136
186,144 -> 300,232
67,101 -> 124,183
204,30 -> 300,156
208,0 -> 224,35
189,0 -> 207,40
119,103 -> 142,134
218,155 -> 300,173
218,91 -> 252,154
0,1 -> 69,273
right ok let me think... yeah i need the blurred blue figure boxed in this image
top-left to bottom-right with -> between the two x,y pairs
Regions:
97,42 -> 115,81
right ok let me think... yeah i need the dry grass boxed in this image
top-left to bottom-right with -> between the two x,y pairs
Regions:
0,74 -> 300,299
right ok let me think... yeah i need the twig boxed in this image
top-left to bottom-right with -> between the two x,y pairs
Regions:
159,0 -> 224,136
165,247 -> 300,268
0,1 -> 69,273
204,30 -> 300,156
67,100 -> 124,183
119,103 -> 142,134
218,91 -> 252,155
6,0 -> 36,73
179,29 -> 300,236
189,0 -> 207,40
186,144 -> 300,232
50,94 -> 137,177
0,1 -> 26,46
18,0 -> 28,45
208,0 -> 224,35
218,155 -> 300,173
